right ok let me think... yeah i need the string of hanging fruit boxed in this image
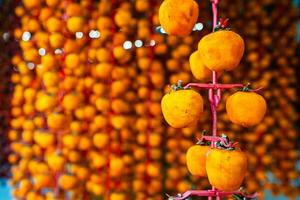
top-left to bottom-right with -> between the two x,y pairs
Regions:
159,0 -> 265,199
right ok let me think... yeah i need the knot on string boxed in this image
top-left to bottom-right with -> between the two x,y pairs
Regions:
198,134 -> 239,149
214,18 -> 230,31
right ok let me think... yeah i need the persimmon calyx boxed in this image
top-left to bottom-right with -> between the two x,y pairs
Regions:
239,83 -> 263,92
197,130 -> 211,145
241,83 -> 252,92
171,80 -> 185,91
214,18 -> 230,31
216,134 -> 238,150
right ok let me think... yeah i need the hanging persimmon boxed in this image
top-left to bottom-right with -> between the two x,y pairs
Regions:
159,0 -> 199,36
161,81 -> 203,128
226,88 -> 267,127
206,146 -> 247,191
186,143 -> 210,177
198,30 -> 244,71
189,51 -> 212,81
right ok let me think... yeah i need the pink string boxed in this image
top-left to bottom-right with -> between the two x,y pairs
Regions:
210,1 -> 219,200
212,0 -> 219,31
167,190 -> 258,200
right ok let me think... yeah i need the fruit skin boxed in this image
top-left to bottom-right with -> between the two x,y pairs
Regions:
186,145 -> 210,176
189,51 -> 212,81
198,30 -> 245,71
226,91 -> 267,127
159,0 -> 199,36
206,148 -> 247,191
161,89 -> 203,128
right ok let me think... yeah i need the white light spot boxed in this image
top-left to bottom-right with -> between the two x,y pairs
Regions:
123,41 -> 132,50
194,23 -> 204,31
38,48 -> 46,56
54,49 -> 63,55
3,32 -> 10,41
89,30 -> 100,39
150,40 -> 156,46
94,31 -> 100,38
75,32 -> 83,39
160,27 -> 166,34
22,31 -> 31,41
156,26 -> 166,34
88,30 -> 94,38
134,40 -> 143,48
27,62 -> 35,70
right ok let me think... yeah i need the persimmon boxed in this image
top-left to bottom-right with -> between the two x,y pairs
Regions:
91,154 -> 107,168
74,166 -> 90,180
34,130 -> 55,148
147,164 -> 160,178
93,133 -> 109,149
42,71 -> 59,88
186,144 -> 210,177
46,17 -> 63,33
49,33 -> 64,49
67,17 -> 84,33
39,7 -> 53,22
198,30 -> 245,71
96,16 -> 113,31
113,46 -> 132,64
59,174 -> 77,190
62,134 -> 80,150
189,51 -> 212,81
62,92 -> 83,111
206,147 -> 247,191
161,84 -> 203,128
35,93 -> 57,112
46,153 -> 65,171
115,10 -> 133,28
159,0 -> 199,36
33,174 -> 53,190
110,157 -> 124,177
95,63 -> 112,79
23,48 -> 39,63
111,115 -> 127,130
226,90 -> 267,127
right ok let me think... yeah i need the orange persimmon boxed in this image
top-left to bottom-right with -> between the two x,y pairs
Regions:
186,144 -> 210,176
159,0 -> 199,36
226,91 -> 267,127
198,30 -> 245,71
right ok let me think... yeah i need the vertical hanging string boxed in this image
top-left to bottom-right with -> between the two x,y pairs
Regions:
212,0 -> 219,32
209,1 -> 220,200
210,0 -> 219,139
